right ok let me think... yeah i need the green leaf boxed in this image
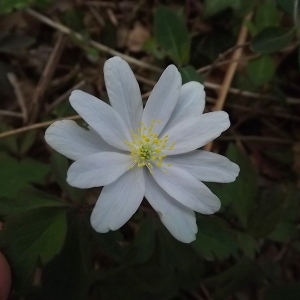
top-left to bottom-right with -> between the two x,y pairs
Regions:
0,0 -> 27,14
0,125 -> 36,156
93,230 -> 125,262
268,222 -> 298,242
156,220 -> 203,291
143,37 -> 166,60
61,9 -> 85,32
19,130 -> 37,155
0,186 -> 68,216
93,261 -> 178,300
0,127 -> 18,155
0,153 -> 50,198
254,1 -> 280,32
208,144 -> 258,228
203,0 -> 240,18
133,217 -> 156,264
192,217 -> 238,260
154,5 -> 190,65
41,215 -> 91,300
292,241 -> 300,252
247,55 -> 276,86
247,186 -> 283,238
193,29 -> 235,62
251,26 -> 294,53
276,0 -> 294,15
206,258 -> 264,300
178,65 -> 204,84
50,153 -> 83,203
236,232 -> 257,259
264,283 -> 300,300
263,147 -> 294,167
244,20 -> 259,37
35,0 -> 51,9
281,185 -> 300,222
0,207 -> 67,288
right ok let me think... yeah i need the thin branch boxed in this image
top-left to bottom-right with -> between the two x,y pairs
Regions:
136,73 -> 300,105
25,9 -> 300,107
45,80 -> 86,114
219,135 -> 293,144
197,54 -> 258,74
7,73 -> 28,123
84,1 -> 117,8
204,13 -> 252,151
294,0 -> 299,26
201,43 -> 250,77
25,8 -> 162,73
222,82 -> 295,104
0,110 -> 23,118
214,14 -> 252,110
205,97 -> 300,122
88,6 -> 105,26
106,8 -> 118,26
30,32 -> 67,123
0,115 -> 81,139
204,81 -> 300,105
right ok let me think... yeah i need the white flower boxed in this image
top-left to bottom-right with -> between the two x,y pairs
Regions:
45,56 -> 239,243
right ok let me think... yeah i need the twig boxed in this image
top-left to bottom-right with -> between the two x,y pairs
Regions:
45,80 -> 86,114
30,33 -> 67,123
197,54 -> 258,74
25,8 -> 162,73
50,66 -> 79,88
200,284 -> 214,300
0,110 -> 23,118
141,91 -> 151,99
136,74 -> 300,105
206,14 -> 252,142
205,97 -> 300,122
204,81 -> 300,105
135,74 -> 156,86
294,0 -> 299,26
106,8 -> 118,26
85,1 -> 117,8
7,73 -> 28,123
1,101 -> 297,140
219,135 -> 293,144
0,115 -> 81,139
204,13 -> 251,152
201,43 -> 250,77
205,14 -> 252,152
88,6 -> 105,26
25,9 -> 300,107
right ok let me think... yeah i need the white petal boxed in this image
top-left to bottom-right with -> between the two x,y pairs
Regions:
45,120 -> 117,161
67,152 -> 133,188
164,111 -> 230,155
91,167 -> 145,232
151,165 -> 221,214
165,150 -> 240,183
104,57 -> 143,132
70,90 -> 132,151
161,81 -> 205,135
144,170 -> 197,243
142,65 -> 181,135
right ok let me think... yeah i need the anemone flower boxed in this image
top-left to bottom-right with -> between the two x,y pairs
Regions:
45,56 -> 239,243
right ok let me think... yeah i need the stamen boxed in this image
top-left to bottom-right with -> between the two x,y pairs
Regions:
124,119 -> 175,172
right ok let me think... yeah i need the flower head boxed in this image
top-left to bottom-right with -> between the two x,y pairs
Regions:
45,56 -> 239,243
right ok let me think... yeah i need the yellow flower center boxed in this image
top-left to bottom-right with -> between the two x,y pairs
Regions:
124,120 -> 175,172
